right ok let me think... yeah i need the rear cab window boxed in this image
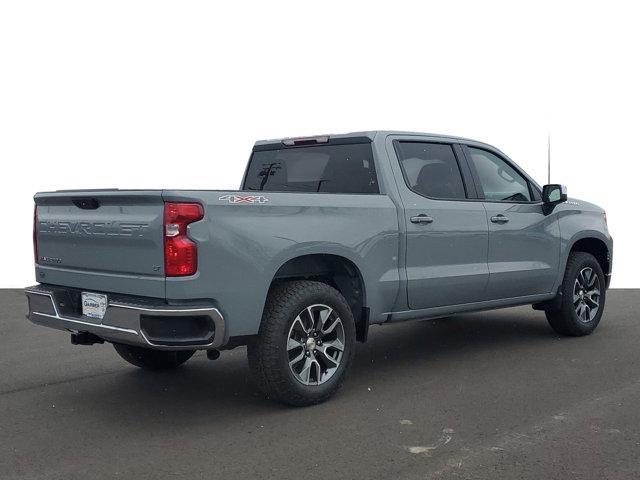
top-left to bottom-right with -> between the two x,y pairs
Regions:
243,143 -> 379,194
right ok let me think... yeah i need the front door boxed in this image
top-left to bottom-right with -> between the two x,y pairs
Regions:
392,140 -> 489,310
464,146 -> 560,300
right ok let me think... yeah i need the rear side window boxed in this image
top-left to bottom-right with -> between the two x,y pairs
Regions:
395,142 -> 467,200
243,143 -> 379,194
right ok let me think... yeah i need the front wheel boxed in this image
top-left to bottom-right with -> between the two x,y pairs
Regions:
247,280 -> 356,406
113,343 -> 195,370
545,251 -> 606,336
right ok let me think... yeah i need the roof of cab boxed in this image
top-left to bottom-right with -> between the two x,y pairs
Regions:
254,131 -> 493,148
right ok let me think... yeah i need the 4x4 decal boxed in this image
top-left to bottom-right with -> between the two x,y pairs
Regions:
218,194 -> 269,204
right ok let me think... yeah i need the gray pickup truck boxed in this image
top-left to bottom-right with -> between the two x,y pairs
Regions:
26,131 -> 612,405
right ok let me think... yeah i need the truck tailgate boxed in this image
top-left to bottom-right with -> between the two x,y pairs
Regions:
34,190 -> 166,298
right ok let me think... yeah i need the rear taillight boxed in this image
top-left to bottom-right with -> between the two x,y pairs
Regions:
33,205 -> 38,265
163,202 -> 204,277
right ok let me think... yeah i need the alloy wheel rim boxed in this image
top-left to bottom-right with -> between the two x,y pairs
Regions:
573,267 -> 601,323
287,304 -> 345,386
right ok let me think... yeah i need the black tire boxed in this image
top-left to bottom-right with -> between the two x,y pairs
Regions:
113,343 -> 195,370
247,280 -> 356,406
545,251 -> 606,336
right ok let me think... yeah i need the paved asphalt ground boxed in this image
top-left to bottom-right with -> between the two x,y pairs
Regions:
1,289 -> 639,479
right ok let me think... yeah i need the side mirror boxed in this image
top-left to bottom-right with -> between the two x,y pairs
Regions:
542,184 -> 567,204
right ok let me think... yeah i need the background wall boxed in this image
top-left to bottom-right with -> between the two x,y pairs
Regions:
1,1 -> 637,288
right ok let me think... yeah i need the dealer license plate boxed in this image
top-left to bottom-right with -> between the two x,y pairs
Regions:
81,292 -> 108,320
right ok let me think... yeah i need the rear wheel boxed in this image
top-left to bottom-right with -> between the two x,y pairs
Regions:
545,252 -> 606,336
247,280 -> 356,406
113,343 -> 195,370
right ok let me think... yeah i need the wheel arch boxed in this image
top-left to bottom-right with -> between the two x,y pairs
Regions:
267,253 -> 369,342
567,235 -> 611,281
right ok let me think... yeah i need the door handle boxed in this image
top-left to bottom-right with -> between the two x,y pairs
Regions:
490,214 -> 509,224
410,214 -> 434,224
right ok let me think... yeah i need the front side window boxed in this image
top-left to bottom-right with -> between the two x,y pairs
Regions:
395,142 -> 467,200
467,147 -> 532,202
243,143 -> 378,194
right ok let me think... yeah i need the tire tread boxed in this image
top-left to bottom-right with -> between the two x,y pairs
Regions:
248,280 -> 355,406
545,251 -> 605,336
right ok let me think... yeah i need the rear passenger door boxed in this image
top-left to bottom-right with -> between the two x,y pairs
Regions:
391,139 -> 489,310
463,145 -> 560,300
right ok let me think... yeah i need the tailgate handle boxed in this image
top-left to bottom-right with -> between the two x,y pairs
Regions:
72,197 -> 101,210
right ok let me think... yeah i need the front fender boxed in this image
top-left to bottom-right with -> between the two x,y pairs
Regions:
553,206 -> 612,292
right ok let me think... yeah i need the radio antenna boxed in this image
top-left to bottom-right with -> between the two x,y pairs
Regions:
547,133 -> 551,184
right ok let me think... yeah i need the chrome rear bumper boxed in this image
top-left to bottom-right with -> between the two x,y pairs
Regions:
25,285 -> 226,350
